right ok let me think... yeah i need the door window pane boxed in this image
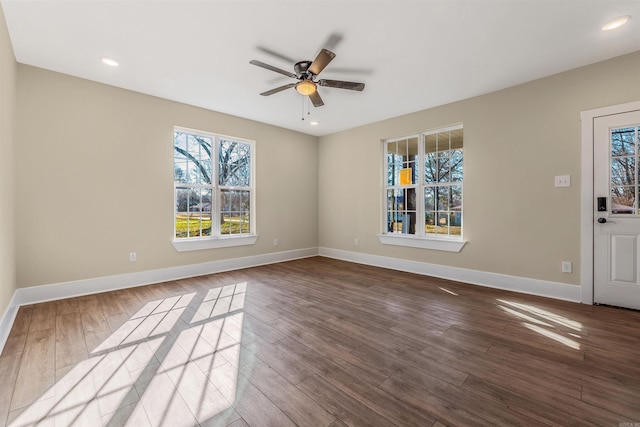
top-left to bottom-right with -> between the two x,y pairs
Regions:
610,126 -> 639,215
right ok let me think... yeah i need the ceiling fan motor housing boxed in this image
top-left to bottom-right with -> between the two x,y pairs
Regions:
294,61 -> 313,79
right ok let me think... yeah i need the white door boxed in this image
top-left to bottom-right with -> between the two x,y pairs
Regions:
594,110 -> 640,309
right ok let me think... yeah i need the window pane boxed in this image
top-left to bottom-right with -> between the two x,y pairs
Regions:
450,128 -> 463,150
175,187 -> 191,238
425,134 -> 437,154
387,189 -> 396,211
611,186 -> 635,214
438,154 -> 450,183
387,153 -> 403,186
175,187 -> 193,213
425,154 -> 437,183
451,150 -> 463,182
407,137 -> 419,159
611,157 -> 635,186
425,187 -> 435,211
425,212 -> 436,235
449,212 -> 462,235
437,186 -> 449,211
451,185 -> 462,211
220,140 -> 251,187
437,212 -> 449,232
437,131 -> 451,152
611,127 -> 635,156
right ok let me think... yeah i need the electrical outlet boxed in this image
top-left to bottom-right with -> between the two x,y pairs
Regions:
354,238 -> 359,246
273,238 -> 278,247
130,252 -> 137,262
561,261 -> 572,273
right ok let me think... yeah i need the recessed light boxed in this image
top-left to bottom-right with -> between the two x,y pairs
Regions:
100,56 -> 119,67
310,121 -> 319,126
602,15 -> 631,31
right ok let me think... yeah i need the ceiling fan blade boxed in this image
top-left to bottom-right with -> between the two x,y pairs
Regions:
308,49 -> 336,76
260,83 -> 296,96
256,46 -> 296,64
309,91 -> 324,107
250,60 -> 296,79
318,79 -> 365,91
322,33 -> 343,51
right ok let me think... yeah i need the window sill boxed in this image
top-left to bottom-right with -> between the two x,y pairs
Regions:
172,235 -> 258,252
377,234 -> 466,252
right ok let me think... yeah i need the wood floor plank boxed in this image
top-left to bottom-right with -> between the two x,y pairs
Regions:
55,312 -> 88,369
380,375 -> 494,426
55,297 -> 79,315
26,302 -> 56,335
297,374 -> 396,426
420,341 -> 583,400
388,363 -> 543,426
238,355 -> 336,426
1,332 -> 27,357
462,375 -> 616,426
0,352 -> 22,426
7,306 -> 32,337
10,328 -> 55,411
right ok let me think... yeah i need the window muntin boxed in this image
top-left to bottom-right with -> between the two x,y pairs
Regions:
174,128 -> 254,240
610,126 -> 639,215
384,125 -> 463,239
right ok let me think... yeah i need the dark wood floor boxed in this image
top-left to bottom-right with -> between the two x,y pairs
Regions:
1,257 -> 639,426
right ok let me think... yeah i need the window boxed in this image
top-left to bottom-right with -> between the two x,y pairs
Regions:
380,124 -> 465,252
173,127 -> 256,251
610,125 -> 639,214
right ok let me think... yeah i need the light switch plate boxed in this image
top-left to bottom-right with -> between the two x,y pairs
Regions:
555,175 -> 571,188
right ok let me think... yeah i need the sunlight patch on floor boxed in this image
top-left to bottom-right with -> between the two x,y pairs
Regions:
497,299 -> 583,331
523,323 -> 581,350
497,298 -> 582,350
9,283 -> 247,427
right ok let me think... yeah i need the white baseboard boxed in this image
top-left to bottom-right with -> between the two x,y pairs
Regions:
319,247 -> 582,303
1,246 -> 583,355
0,291 -> 19,355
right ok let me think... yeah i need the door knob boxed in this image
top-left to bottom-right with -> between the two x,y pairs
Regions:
597,218 -> 607,224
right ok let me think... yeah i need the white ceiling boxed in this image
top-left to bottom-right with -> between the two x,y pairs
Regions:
2,1 -> 639,137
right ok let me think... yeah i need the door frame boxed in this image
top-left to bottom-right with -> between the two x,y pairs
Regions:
580,101 -> 640,304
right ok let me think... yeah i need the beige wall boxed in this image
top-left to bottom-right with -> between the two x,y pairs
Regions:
9,41 -> 640,293
0,4 -> 17,314
16,66 -> 318,288
319,51 -> 640,286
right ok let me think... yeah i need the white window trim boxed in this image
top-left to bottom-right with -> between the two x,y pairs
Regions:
172,127 -> 256,251
172,235 -> 259,252
381,124 -> 467,252
377,234 -> 466,252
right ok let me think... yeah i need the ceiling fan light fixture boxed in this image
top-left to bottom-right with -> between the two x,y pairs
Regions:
602,15 -> 631,31
296,80 -> 317,96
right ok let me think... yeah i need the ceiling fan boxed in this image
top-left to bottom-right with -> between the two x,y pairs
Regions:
250,48 -> 365,107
